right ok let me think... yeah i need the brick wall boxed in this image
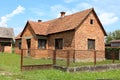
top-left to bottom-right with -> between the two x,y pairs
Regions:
4,45 -> 12,53
14,47 -> 21,54
21,24 -> 34,49
0,43 -> 12,53
20,24 -> 49,58
15,39 -> 21,54
75,50 -> 105,62
30,49 -> 49,58
48,30 -> 75,50
75,11 -> 105,61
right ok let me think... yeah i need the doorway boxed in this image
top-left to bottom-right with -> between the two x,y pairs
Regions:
26,39 -> 31,56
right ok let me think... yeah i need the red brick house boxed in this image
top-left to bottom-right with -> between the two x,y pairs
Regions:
0,27 -> 14,53
15,8 -> 107,61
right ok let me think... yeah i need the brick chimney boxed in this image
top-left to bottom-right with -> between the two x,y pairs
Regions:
60,12 -> 66,18
38,20 -> 42,22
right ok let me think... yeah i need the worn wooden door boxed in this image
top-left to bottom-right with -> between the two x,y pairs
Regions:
26,39 -> 31,56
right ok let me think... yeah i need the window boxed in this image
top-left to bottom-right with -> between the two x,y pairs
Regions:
38,39 -> 46,49
1,42 -> 11,46
90,19 -> 93,24
55,38 -> 63,49
88,39 -> 95,50
18,42 -> 21,49
111,42 -> 120,47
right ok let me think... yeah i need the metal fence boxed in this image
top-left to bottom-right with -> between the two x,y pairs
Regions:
20,49 -> 120,71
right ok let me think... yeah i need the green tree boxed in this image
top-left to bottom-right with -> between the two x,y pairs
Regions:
106,30 -> 120,44
105,32 -> 113,44
112,30 -> 120,40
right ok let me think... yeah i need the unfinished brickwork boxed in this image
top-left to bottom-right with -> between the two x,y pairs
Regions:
15,8 -> 106,62
15,39 -> 21,54
75,11 -> 105,61
48,30 -> 75,50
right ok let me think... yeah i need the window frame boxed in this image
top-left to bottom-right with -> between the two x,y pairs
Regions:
55,38 -> 63,50
90,19 -> 94,24
88,39 -> 95,50
38,39 -> 47,49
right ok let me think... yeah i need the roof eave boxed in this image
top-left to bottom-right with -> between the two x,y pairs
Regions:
20,21 -> 36,37
75,8 -> 107,36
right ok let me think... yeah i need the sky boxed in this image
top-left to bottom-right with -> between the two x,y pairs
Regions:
0,0 -> 120,36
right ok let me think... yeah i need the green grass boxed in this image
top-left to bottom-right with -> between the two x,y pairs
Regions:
23,56 -> 120,67
0,53 -> 120,80
23,57 -> 53,65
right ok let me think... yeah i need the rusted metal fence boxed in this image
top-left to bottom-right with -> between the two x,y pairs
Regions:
20,49 -> 53,71
20,49 -> 120,71
53,50 -> 104,67
52,50 -> 119,67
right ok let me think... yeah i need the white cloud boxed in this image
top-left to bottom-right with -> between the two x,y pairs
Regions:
99,12 -> 119,25
0,5 -> 25,27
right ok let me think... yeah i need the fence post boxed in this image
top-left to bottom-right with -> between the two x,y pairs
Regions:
21,49 -> 23,71
73,50 -> 75,63
112,51 -> 115,63
67,50 -> 70,67
53,50 -> 56,65
94,50 -> 96,65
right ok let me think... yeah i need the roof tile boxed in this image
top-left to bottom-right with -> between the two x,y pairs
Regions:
0,27 -> 14,38
19,8 -> 107,38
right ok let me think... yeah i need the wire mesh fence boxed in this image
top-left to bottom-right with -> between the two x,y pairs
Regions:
53,50 -> 120,67
20,49 -> 120,70
21,49 -> 53,65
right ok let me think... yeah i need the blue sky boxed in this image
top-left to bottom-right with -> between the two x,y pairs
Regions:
0,0 -> 120,36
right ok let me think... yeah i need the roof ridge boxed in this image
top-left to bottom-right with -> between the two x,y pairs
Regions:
74,8 -> 93,29
67,8 -> 93,16
46,8 -> 93,34
19,8 -> 107,36
43,8 -> 93,23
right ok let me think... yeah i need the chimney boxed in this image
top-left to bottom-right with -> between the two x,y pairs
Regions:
38,20 -> 42,22
60,12 -> 66,18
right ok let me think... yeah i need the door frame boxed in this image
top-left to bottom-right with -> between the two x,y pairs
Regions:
26,39 -> 31,56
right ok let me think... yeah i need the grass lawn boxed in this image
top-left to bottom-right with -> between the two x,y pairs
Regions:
0,53 -> 120,80
23,56 -> 120,67
23,57 -> 53,65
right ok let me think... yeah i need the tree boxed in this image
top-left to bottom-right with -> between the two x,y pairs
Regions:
105,30 -> 120,44
105,32 -> 113,44
112,30 -> 120,40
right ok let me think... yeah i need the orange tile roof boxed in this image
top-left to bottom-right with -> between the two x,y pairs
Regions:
47,8 -> 93,34
19,8 -> 107,38
28,21 -> 49,35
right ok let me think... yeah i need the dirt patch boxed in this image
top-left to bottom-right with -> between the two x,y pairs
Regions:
0,68 -> 5,71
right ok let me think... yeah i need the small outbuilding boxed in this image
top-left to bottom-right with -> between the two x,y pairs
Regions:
105,40 -> 120,60
110,40 -> 120,47
0,27 -> 14,53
